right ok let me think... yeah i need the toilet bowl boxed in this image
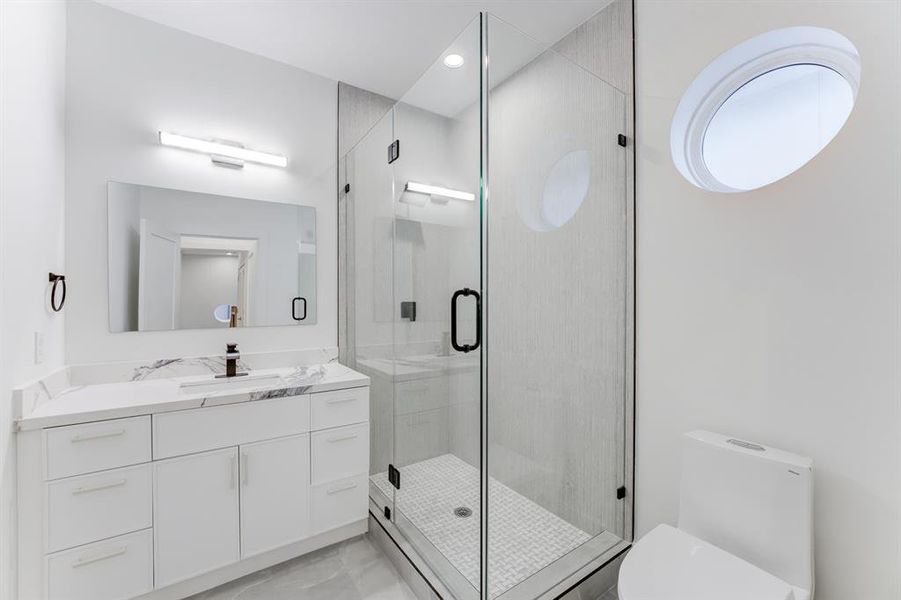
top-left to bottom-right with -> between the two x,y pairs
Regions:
618,431 -> 814,600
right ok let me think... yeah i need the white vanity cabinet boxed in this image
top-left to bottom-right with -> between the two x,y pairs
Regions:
17,382 -> 370,600
153,447 -> 240,588
239,433 -> 311,557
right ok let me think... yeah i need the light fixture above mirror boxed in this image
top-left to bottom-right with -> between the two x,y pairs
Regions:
158,131 -> 288,168
405,181 -> 475,201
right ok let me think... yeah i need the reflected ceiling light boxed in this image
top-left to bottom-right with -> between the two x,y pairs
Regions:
158,131 -> 288,168
443,54 -> 465,69
405,181 -> 475,202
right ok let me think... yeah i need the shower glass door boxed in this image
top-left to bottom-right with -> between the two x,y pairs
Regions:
391,16 -> 484,599
349,7 -> 632,600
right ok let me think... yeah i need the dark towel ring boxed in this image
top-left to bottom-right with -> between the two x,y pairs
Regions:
49,273 -> 66,312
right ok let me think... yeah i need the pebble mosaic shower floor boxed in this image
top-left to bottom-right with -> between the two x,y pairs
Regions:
372,453 -> 591,598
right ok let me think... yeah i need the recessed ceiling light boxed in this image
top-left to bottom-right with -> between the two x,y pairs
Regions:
443,54 -> 464,69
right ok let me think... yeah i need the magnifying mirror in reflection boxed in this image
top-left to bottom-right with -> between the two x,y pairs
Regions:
213,304 -> 232,324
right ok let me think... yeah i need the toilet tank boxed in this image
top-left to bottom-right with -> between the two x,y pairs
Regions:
678,431 -> 814,594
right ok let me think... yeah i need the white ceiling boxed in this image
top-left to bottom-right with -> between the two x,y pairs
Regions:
95,0 -> 609,100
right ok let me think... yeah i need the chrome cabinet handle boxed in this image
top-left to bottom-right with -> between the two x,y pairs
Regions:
71,429 -> 125,443
326,482 -> 358,495
72,546 -> 127,568
229,455 -> 237,490
241,452 -> 248,486
72,479 -> 127,495
326,434 -> 358,443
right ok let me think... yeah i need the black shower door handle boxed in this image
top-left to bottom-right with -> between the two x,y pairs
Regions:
451,288 -> 481,353
292,297 -> 307,321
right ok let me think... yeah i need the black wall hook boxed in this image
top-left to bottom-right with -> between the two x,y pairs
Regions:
49,273 -> 66,312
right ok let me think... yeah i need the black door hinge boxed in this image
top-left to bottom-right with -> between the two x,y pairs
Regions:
388,464 -> 401,490
617,134 -> 627,147
616,486 -> 627,500
388,139 -> 400,164
384,505 -> 391,520
344,183 -> 350,194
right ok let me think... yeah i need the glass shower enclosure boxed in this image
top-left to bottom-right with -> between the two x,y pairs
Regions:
343,11 -> 633,600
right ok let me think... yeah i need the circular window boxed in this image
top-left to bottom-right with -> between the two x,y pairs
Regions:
671,27 -> 860,193
516,139 -> 592,232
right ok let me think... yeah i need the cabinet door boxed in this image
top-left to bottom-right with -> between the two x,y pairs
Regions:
240,434 -> 310,557
153,447 -> 239,588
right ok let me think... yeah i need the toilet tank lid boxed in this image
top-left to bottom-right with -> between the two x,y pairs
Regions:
618,524 -> 796,600
685,430 -> 813,470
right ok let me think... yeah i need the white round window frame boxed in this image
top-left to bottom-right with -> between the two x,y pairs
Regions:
671,26 -> 861,193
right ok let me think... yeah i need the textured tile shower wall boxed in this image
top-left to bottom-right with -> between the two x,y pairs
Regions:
484,1 -> 634,537
338,0 -> 635,538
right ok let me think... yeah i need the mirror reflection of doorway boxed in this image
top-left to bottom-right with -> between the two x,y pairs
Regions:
177,235 -> 258,329
137,219 -> 181,331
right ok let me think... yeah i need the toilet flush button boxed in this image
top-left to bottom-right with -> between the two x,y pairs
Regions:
727,438 -> 766,452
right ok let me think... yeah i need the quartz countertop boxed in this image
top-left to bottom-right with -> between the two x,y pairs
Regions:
355,353 -> 479,382
16,362 -> 369,431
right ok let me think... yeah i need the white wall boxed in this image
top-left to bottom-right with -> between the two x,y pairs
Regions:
635,1 -> 901,599
66,1 -> 338,364
0,1 -> 68,598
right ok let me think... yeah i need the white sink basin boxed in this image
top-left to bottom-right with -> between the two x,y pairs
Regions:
179,373 -> 285,395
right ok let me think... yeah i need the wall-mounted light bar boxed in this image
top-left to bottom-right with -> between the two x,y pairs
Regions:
158,131 -> 288,168
405,181 -> 475,202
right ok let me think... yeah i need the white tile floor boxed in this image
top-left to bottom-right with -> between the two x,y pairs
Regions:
372,454 -> 592,598
188,535 -> 417,600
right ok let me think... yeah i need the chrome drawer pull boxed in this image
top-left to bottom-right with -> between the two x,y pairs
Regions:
326,434 -> 358,443
72,479 -> 127,495
326,482 -> 358,495
72,546 -> 127,568
70,429 -> 125,443
326,397 -> 356,405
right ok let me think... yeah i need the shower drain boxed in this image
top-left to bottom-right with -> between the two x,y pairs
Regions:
454,506 -> 473,518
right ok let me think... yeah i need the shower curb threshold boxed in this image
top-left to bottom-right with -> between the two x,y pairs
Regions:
369,497 -> 632,600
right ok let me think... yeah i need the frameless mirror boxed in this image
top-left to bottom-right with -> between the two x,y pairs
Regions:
108,181 -> 317,332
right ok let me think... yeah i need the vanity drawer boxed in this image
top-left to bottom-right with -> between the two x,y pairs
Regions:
311,423 -> 369,484
47,463 -> 152,553
310,474 -> 368,534
310,386 -> 369,430
46,528 -> 153,600
44,416 -> 151,480
153,394 -> 310,459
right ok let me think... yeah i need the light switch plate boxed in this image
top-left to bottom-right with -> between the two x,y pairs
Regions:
34,331 -> 44,365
